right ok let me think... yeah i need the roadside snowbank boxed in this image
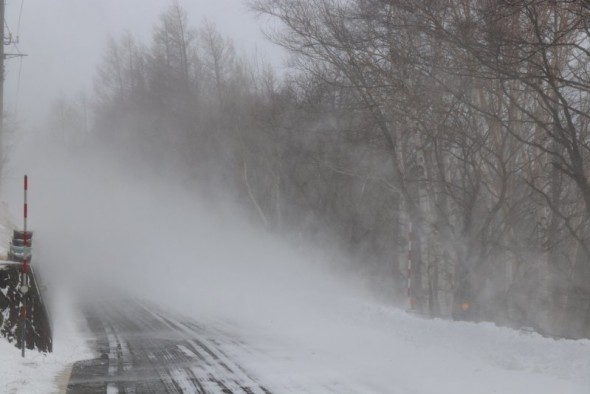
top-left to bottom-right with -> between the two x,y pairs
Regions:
0,288 -> 92,394
213,301 -> 590,394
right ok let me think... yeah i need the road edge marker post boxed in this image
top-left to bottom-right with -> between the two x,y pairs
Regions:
21,174 -> 28,357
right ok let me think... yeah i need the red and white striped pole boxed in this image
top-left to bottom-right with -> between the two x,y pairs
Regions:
407,222 -> 414,310
21,174 -> 28,357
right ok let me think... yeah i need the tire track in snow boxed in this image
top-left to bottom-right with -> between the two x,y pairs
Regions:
67,297 -> 273,393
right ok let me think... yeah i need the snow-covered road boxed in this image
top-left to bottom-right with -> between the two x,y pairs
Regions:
63,294 -> 590,394
68,297 -> 274,393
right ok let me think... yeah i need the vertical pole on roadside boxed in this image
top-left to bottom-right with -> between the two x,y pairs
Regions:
0,0 -> 5,161
21,174 -> 28,357
407,222 -> 413,311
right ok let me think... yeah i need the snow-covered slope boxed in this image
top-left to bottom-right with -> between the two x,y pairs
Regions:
212,301 -> 590,394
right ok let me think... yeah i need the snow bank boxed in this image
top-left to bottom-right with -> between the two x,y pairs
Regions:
214,301 -> 590,394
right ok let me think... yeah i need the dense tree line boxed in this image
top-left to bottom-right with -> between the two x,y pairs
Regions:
55,1 -> 590,338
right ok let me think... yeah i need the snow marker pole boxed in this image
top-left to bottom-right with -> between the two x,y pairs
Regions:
407,222 -> 413,310
21,175 -> 28,357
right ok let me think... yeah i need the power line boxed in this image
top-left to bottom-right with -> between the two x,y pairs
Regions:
3,1 -> 27,115
5,0 -> 25,56
14,54 -> 22,110
4,18 -> 20,55
15,0 -> 25,113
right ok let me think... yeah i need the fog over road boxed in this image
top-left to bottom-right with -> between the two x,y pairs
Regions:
67,297 -> 274,394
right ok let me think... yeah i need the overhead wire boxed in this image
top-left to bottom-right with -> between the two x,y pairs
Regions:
4,0 -> 26,115
15,0 -> 25,114
14,53 -> 23,111
16,0 -> 23,39
4,19 -> 12,43
4,19 -> 20,54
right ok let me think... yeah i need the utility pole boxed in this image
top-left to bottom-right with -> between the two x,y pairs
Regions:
0,0 -> 26,164
0,0 -> 5,160
0,0 -> 29,357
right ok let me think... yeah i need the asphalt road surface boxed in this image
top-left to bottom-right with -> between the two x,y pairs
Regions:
67,297 -> 273,394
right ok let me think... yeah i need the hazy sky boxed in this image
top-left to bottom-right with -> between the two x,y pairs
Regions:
3,0 -> 281,129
